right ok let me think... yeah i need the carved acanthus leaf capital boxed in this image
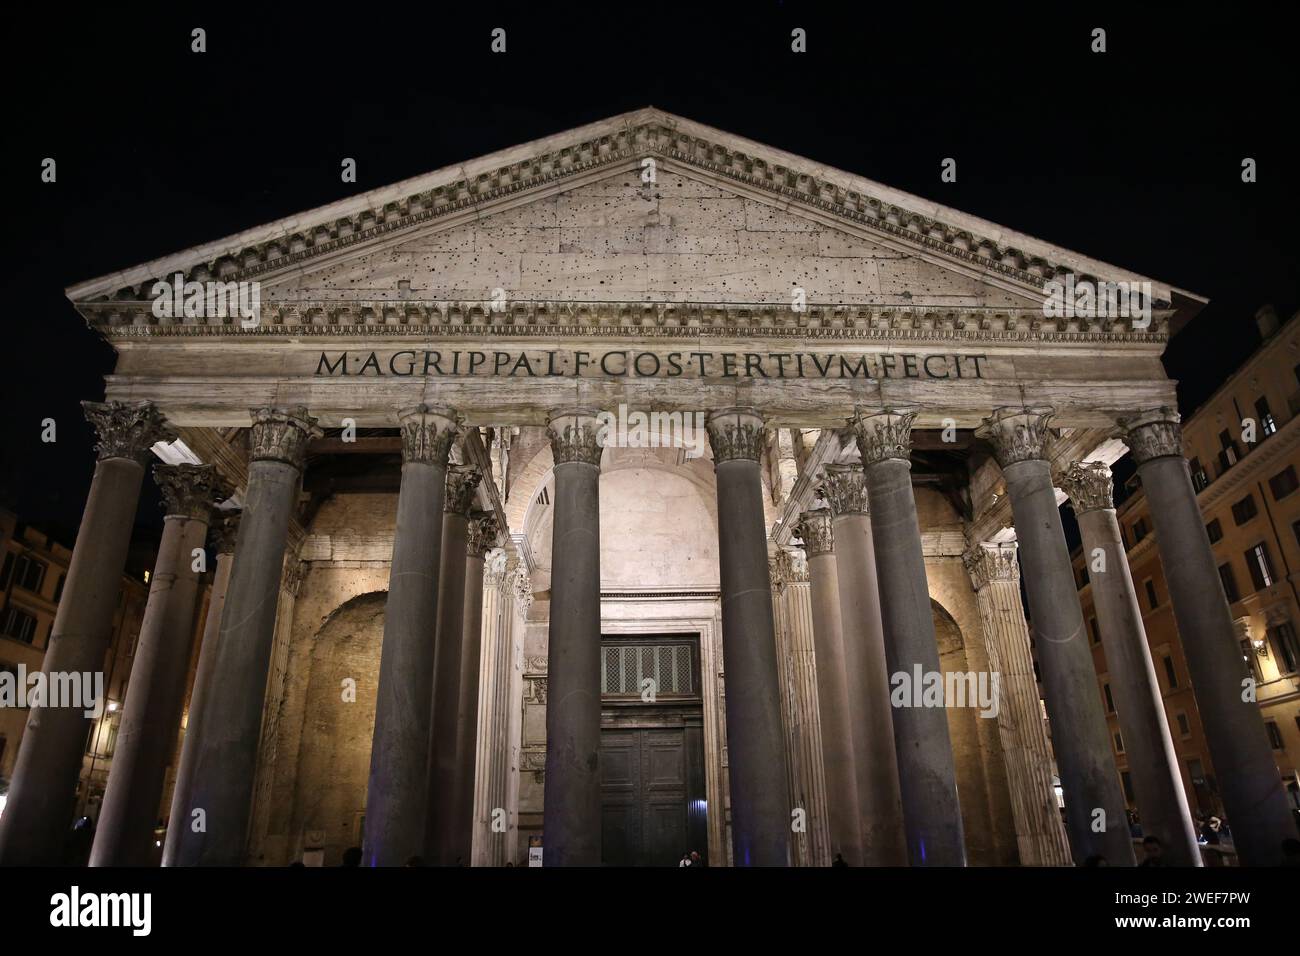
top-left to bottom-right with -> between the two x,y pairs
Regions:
819,463 -> 869,515
852,406 -> 918,466
211,511 -> 241,554
154,463 -> 230,521
397,404 -> 460,466
248,406 -> 321,469
979,406 -> 1055,467
547,407 -> 603,467
1118,407 -> 1184,465
444,465 -> 482,516
705,407 -> 766,464
794,508 -> 835,557
82,400 -> 174,464
467,511 -> 500,557
512,566 -> 534,612
1058,461 -> 1114,514
963,541 -> 1020,590
282,558 -> 308,597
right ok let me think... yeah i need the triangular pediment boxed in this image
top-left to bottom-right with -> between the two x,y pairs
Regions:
68,107 -> 1204,330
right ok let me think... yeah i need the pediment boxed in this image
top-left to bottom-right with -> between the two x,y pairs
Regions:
68,107 -> 1203,334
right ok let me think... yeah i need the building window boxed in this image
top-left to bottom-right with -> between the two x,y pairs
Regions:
1161,653 -> 1179,690
1265,722 -> 1284,750
1103,682 -> 1115,713
1242,639 -> 1263,682
1218,563 -> 1240,603
0,554 -> 46,595
1121,770 -> 1135,803
0,607 -> 38,644
1114,732 -> 1125,754
1132,518 -> 1149,544
1089,616 -> 1101,645
1232,494 -> 1258,525
1175,712 -> 1191,737
1269,465 -> 1299,500
1268,622 -> 1300,674
1255,397 -> 1278,437
1218,429 -> 1241,473
1144,579 -> 1159,609
1190,457 -> 1210,492
53,573 -> 65,603
1245,543 -> 1276,591
1206,518 -> 1224,544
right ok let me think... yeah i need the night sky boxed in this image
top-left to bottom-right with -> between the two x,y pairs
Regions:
2,5 -> 1295,551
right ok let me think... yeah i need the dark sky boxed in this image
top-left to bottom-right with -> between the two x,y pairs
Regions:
2,5 -> 1295,548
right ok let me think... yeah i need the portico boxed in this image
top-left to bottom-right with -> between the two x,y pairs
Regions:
2,109 -> 1292,867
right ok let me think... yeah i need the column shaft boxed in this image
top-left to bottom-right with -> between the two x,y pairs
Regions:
542,408 -> 603,866
163,516 -> 237,866
1123,409 -> 1296,866
450,513 -> 494,865
708,407 -> 790,866
91,465 -> 225,866
363,405 -> 456,867
853,408 -> 966,866
1063,462 -> 1201,865
0,401 -> 170,866
174,407 -> 319,866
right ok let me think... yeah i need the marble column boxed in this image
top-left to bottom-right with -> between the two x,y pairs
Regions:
1059,461 -> 1202,865
980,407 -> 1132,865
542,407 -> 604,866
362,404 -> 458,868
1121,407 -> 1296,866
162,511 -> 239,866
706,407 -> 791,866
174,406 -> 320,866
91,464 -> 227,866
450,511 -> 497,865
425,464 -> 481,864
793,508 -> 862,865
820,463 -> 909,865
851,407 -> 966,866
0,400 -> 171,866
963,541 -> 1074,866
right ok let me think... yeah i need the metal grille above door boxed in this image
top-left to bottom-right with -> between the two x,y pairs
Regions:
600,641 -> 695,697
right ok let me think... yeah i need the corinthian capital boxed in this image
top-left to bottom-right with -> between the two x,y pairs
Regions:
445,465 -> 482,516
154,463 -> 230,521
547,407 -> 602,467
248,406 -> 322,469
1058,461 -> 1114,515
979,406 -> 1055,467
212,511 -> 241,554
397,404 -> 460,466
963,541 -> 1020,590
852,406 -> 917,466
467,511 -> 500,557
82,400 -> 174,464
819,463 -> 869,515
705,407 -> 765,463
1118,407 -> 1184,465
794,508 -> 835,557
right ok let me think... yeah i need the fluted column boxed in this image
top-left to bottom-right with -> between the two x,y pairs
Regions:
174,406 -> 320,866
963,541 -> 1073,866
980,407 -> 1132,865
450,512 -> 498,866
542,407 -> 604,866
1059,461 -> 1201,865
0,400 -> 172,865
91,464 -> 228,866
706,407 -> 790,866
425,464 -> 481,864
163,512 -> 239,866
1120,407 -> 1296,866
851,407 -> 966,866
471,548 -> 519,866
793,509 -> 862,865
820,463 -> 908,865
362,404 -> 458,867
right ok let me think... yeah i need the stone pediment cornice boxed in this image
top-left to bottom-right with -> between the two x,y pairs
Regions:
68,108 -> 1192,323
86,298 -> 1173,343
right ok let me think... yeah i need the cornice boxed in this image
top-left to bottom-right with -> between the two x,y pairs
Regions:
85,300 -> 1172,343
71,112 -> 1179,326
